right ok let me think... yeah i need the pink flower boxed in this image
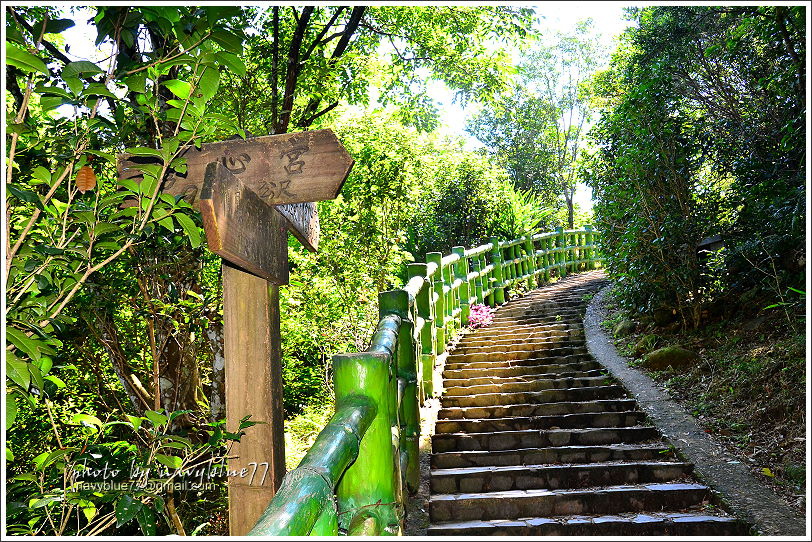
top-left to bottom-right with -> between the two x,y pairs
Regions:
468,303 -> 495,328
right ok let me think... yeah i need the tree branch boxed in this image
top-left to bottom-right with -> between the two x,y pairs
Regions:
277,6 -> 314,134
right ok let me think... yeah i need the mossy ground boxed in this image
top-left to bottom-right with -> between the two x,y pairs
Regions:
604,288 -> 806,514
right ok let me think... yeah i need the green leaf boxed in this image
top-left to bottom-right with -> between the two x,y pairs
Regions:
761,467 -> 775,478
6,43 -> 49,74
71,413 -> 102,431
38,448 -> 76,470
7,185 -> 40,204
115,495 -> 143,527
32,166 -> 52,184
6,358 -> 32,390
28,364 -> 44,393
144,410 -> 168,427
126,415 -> 142,432
163,79 -> 192,100
6,447 -> 14,461
124,147 -> 164,158
44,375 -> 66,389
44,18 -> 76,34
196,66 -> 220,103
158,216 -> 175,232
174,213 -> 201,248
6,393 -> 18,429
79,499 -> 97,522
6,328 -> 41,361
211,30 -> 242,54
30,496 -> 61,509
63,76 -> 83,95
155,454 -> 182,470
215,51 -> 246,77
136,505 -> 157,535
62,61 -> 103,80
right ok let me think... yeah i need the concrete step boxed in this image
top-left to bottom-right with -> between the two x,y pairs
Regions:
445,346 -> 590,366
428,512 -> 748,536
458,322 -> 581,340
429,482 -> 712,522
440,384 -> 627,408
431,443 -> 676,469
442,356 -> 597,377
432,426 -> 660,453
443,360 -> 606,380
453,335 -> 584,355
443,375 -> 614,397
438,399 -> 640,421
435,410 -> 647,434
430,461 -> 694,493
456,329 -> 582,350
442,368 -> 605,388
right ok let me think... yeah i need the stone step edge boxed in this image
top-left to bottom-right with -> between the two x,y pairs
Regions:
431,460 -> 693,477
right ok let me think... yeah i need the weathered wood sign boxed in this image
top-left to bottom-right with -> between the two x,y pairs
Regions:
200,162 -> 289,284
275,201 -> 319,252
117,129 -> 352,252
118,129 -> 352,206
116,129 -> 354,535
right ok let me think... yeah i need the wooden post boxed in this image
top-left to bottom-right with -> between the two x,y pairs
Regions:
223,264 -> 286,536
585,225 -> 595,269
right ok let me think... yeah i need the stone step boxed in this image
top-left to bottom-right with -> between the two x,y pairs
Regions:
445,346 -> 590,366
442,368 -> 605,388
457,329 -> 581,349
430,461 -> 694,493
428,512 -> 748,536
454,335 -> 584,354
459,322 -> 581,340
438,399 -> 640,421
435,410 -> 647,434
440,384 -> 627,408
431,443 -> 675,469
489,310 -> 585,325
442,357 -> 599,379
484,313 -> 585,328
443,375 -> 614,397
432,426 -> 660,453
429,482 -> 712,522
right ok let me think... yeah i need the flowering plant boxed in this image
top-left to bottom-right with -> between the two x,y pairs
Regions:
468,303 -> 495,328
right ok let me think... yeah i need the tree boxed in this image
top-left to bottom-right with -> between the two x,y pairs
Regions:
468,20 -> 603,228
586,6 -> 805,325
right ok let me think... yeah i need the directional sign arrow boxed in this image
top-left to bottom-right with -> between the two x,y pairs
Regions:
117,128 -> 353,252
200,162 -> 289,284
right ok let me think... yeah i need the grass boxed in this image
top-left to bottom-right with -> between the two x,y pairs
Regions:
283,400 -> 335,471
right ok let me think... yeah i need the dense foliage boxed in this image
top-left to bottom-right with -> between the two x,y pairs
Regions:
586,6 -> 805,326
4,5 -> 539,535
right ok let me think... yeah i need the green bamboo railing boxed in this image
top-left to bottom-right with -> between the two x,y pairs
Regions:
248,226 -> 602,536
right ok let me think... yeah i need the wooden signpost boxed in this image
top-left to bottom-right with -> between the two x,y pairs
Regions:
117,129 -> 353,535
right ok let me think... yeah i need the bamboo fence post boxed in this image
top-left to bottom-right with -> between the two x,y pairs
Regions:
488,237 -> 506,304
379,290 -> 419,495
555,226 -> 566,277
407,263 -> 433,402
585,225 -> 594,269
524,235 -> 535,289
425,252 -> 444,355
334,352 -> 399,533
452,247 -> 470,325
471,253 -> 484,304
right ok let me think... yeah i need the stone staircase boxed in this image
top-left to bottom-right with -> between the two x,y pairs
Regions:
428,271 -> 750,536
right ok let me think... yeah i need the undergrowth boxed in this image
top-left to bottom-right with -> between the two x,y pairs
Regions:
603,286 -> 807,512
